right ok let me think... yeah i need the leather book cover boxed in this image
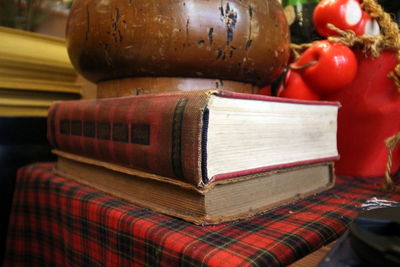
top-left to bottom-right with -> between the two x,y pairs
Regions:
48,90 -> 214,186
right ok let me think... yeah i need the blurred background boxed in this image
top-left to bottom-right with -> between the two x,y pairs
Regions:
0,0 -> 93,263
0,0 -> 72,37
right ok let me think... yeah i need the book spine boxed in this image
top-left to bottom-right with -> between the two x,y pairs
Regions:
47,93 -> 210,186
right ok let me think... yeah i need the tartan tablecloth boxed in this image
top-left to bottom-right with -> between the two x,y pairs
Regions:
4,163 -> 400,266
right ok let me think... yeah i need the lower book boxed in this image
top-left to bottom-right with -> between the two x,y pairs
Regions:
54,150 -> 336,225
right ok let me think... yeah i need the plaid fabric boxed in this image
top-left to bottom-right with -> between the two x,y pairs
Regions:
4,163 -> 400,267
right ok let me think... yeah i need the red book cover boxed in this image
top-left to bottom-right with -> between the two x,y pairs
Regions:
48,90 -> 211,186
47,89 -> 339,187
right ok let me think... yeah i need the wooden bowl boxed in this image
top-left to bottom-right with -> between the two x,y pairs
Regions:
96,77 -> 260,98
66,0 -> 290,94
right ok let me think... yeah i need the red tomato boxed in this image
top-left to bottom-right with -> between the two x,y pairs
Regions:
259,85 -> 271,96
313,0 -> 363,37
353,12 -> 380,36
290,40 -> 357,95
278,70 -> 321,100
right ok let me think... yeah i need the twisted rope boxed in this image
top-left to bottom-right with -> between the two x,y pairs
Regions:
290,0 -> 400,92
289,0 -> 400,191
289,43 -> 312,60
382,132 -> 400,193
327,0 -> 400,92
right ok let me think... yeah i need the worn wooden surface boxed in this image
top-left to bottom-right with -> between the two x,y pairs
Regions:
66,0 -> 290,87
96,77 -> 260,97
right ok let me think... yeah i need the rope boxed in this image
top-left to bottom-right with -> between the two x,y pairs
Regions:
290,0 -> 400,92
288,0 -> 400,190
326,0 -> 400,92
363,0 -> 400,191
362,0 -> 400,49
289,43 -> 312,60
382,132 -> 400,193
327,24 -> 385,57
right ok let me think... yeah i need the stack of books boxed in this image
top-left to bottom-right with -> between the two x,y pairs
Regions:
48,89 -> 339,225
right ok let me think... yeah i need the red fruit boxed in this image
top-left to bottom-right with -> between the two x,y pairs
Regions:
353,12 -> 380,36
313,0 -> 363,37
290,40 -> 357,95
259,85 -> 271,96
278,70 -> 320,101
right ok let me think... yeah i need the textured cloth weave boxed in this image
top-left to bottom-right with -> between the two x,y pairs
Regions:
4,163 -> 400,266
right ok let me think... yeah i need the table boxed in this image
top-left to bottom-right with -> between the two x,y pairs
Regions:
0,117 -> 55,263
4,163 -> 400,266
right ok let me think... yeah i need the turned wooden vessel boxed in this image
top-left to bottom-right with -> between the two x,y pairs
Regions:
66,0 -> 290,96
97,77 -> 260,97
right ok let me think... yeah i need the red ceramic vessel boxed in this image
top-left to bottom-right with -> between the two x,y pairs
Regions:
278,70 -> 320,100
323,50 -> 400,177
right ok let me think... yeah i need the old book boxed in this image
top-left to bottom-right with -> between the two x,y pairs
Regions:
54,150 -> 336,225
47,89 -> 340,187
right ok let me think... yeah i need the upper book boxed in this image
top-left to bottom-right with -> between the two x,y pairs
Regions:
47,89 -> 340,187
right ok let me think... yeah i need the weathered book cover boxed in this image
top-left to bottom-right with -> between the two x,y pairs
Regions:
48,90 -> 212,186
54,150 -> 336,225
48,89 -> 339,187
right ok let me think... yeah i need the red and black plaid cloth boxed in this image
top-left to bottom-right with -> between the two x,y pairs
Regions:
4,163 -> 400,266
